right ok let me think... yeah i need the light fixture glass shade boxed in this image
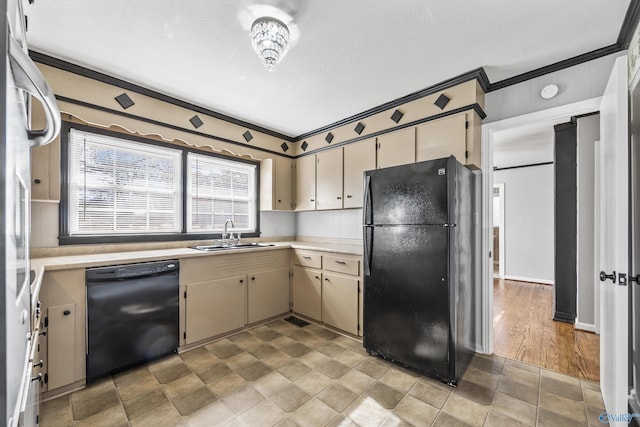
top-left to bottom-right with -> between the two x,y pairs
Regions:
251,17 -> 290,72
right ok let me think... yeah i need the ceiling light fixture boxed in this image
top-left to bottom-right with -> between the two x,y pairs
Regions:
540,84 -> 559,99
251,17 -> 290,72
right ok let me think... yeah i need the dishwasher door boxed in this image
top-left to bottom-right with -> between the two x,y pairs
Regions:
86,260 -> 179,383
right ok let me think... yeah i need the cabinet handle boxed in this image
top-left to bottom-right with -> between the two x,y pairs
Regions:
240,279 -> 244,283
335,260 -> 347,265
346,195 -> 352,198
251,277 -> 255,281
310,199 -> 315,202
63,310 -> 71,316
39,330 -> 47,336
315,276 -> 320,280
34,179 -> 41,184
337,196 -> 342,200
303,256 -> 312,260
324,278 -> 330,281
33,360 -> 43,368
31,373 -> 42,383
278,200 -> 281,203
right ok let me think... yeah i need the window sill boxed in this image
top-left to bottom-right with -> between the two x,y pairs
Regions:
58,232 -> 261,246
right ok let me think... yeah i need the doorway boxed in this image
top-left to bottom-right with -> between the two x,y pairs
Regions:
481,98 -> 602,382
492,184 -> 504,279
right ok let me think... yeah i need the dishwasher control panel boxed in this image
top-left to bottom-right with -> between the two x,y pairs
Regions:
86,260 -> 179,281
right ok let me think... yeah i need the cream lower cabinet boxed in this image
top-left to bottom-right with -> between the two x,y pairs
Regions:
248,268 -> 290,324
39,269 -> 86,393
291,267 -> 322,320
185,276 -> 247,345
291,250 -> 362,336
181,249 -> 290,346
322,273 -> 359,335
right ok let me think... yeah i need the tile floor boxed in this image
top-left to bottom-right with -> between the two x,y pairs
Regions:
40,318 -> 605,427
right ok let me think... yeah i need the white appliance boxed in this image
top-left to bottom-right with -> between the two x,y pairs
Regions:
3,0 -> 60,425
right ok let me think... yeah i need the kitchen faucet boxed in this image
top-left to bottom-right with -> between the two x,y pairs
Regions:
223,219 -> 234,245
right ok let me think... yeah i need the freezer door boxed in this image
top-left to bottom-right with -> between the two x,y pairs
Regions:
364,158 -> 450,225
363,225 -> 452,381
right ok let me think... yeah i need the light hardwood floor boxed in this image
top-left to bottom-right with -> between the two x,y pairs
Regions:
493,278 -> 600,382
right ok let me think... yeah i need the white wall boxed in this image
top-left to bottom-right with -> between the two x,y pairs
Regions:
260,211 -> 296,238
494,164 -> 554,283
296,209 -> 362,240
576,114 -> 599,330
485,52 -> 621,123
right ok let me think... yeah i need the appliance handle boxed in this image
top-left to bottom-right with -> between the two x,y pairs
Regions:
363,226 -> 373,276
363,175 -> 372,225
8,37 -> 61,148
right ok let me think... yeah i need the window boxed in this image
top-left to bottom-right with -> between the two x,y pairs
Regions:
60,124 -> 260,244
67,129 -> 182,235
188,153 -> 257,233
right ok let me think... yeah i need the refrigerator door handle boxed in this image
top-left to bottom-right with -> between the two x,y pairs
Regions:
363,226 -> 373,277
8,37 -> 61,148
363,175 -> 372,225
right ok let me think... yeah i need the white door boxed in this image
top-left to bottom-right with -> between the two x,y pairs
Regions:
598,55 -> 629,423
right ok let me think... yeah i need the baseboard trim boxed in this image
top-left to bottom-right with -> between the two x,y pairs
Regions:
574,321 -> 596,332
554,312 -> 576,324
503,275 -> 554,285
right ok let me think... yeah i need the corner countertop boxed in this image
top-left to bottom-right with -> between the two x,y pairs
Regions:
30,240 -> 363,272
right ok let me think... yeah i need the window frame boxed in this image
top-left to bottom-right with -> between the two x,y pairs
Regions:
59,122 -> 261,245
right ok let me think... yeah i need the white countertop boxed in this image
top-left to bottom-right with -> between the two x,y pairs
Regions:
30,240 -> 362,272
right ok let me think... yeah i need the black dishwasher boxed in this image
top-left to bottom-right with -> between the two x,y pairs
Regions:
86,260 -> 179,383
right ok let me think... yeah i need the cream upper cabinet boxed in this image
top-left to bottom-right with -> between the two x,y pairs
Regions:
31,103 -> 60,201
294,154 -> 316,211
260,156 -> 293,211
316,148 -> 343,210
343,138 -> 376,208
416,113 -> 467,164
274,156 -> 293,210
376,127 -> 415,169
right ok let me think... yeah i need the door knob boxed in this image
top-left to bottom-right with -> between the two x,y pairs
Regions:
600,271 -> 616,283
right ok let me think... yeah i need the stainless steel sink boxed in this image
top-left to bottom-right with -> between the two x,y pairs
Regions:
190,243 -> 275,252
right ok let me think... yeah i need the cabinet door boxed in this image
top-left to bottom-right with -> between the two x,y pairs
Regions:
322,273 -> 359,335
30,102 -> 60,201
185,276 -> 246,345
316,148 -> 343,210
248,269 -> 290,324
291,267 -> 322,321
275,156 -> 293,210
343,138 -> 376,208
416,114 -> 466,163
295,155 -> 316,211
377,127 -> 415,169
47,304 -> 76,390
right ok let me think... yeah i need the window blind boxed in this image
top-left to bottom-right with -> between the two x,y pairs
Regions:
68,129 -> 182,235
187,153 -> 257,233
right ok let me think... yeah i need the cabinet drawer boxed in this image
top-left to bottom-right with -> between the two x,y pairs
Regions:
324,255 -> 360,276
293,251 -> 322,269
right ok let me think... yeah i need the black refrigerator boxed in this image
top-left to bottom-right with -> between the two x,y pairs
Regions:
363,156 -> 476,386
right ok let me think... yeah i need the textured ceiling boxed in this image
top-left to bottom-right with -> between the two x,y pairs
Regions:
24,0 -> 631,137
